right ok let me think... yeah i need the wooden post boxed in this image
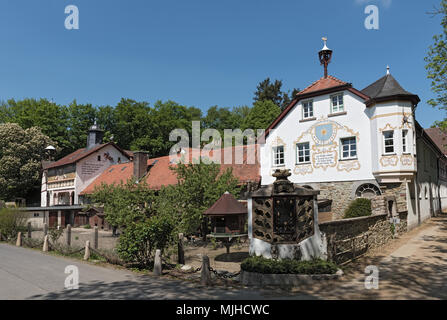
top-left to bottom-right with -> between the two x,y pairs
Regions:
66,224 -> 72,246
16,232 -> 22,247
200,255 -> 211,286
27,222 -> 32,239
43,223 -> 48,236
178,233 -> 185,265
83,241 -> 90,261
153,249 -> 162,276
94,226 -> 99,249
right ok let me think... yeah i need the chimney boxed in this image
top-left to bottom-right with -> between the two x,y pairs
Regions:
86,121 -> 104,150
133,151 -> 149,181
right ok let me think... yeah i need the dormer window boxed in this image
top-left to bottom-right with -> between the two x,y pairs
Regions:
331,93 -> 344,113
383,131 -> 395,154
302,100 -> 314,119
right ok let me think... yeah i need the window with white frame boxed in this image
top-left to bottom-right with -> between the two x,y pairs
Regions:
340,137 -> 357,159
296,142 -> 310,164
273,146 -> 285,167
402,130 -> 409,153
331,93 -> 344,113
302,100 -> 314,119
383,131 -> 395,154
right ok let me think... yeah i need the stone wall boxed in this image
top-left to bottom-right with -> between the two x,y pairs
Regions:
380,183 -> 407,213
319,211 -> 408,264
316,181 -> 356,220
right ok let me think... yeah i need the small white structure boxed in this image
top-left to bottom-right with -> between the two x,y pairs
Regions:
248,169 -> 327,260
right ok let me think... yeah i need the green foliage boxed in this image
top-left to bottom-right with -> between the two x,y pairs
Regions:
0,208 -> 26,239
117,214 -> 176,266
90,176 -> 155,228
343,198 -> 372,219
425,0 -> 447,109
155,161 -> 241,235
253,78 -> 300,111
0,123 -> 55,200
241,256 -> 338,275
242,100 -> 281,131
48,227 -> 64,244
83,224 -> 91,229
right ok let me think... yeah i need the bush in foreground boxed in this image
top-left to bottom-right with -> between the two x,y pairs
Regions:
343,198 -> 372,219
241,256 -> 338,275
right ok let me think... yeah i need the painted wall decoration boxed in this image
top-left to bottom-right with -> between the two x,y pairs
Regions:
294,118 -> 361,174
400,154 -> 414,166
380,155 -> 399,167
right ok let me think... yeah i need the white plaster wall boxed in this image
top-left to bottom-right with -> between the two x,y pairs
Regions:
260,91 -> 374,185
75,145 -> 127,203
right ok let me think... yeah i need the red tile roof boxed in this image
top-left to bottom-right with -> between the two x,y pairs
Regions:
46,142 -> 130,169
203,192 -> 247,216
80,145 -> 261,194
425,128 -> 447,155
298,75 -> 347,95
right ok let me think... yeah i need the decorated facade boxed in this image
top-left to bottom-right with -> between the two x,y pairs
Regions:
260,39 -> 447,230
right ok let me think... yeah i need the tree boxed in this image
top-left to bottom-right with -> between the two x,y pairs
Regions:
66,101 -> 97,152
425,0 -> 447,109
242,100 -> 281,131
253,78 -> 300,111
0,123 -> 55,200
0,99 -> 70,155
155,161 -> 240,237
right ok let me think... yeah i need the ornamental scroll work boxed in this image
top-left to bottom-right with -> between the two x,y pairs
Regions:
294,118 -> 361,174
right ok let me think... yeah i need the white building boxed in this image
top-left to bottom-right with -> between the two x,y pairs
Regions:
259,40 -> 446,230
25,123 -> 131,228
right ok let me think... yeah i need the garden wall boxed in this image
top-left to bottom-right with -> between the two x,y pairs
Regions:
319,211 -> 408,264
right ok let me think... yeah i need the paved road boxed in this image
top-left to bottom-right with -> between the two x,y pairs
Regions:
1,216 -> 447,300
0,243 -> 310,300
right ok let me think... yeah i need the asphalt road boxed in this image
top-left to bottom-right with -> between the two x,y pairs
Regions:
0,243 -> 305,300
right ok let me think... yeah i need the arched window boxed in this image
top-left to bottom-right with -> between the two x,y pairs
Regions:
355,184 -> 381,199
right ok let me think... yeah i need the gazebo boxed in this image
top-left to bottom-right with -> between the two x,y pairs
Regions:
204,192 -> 248,253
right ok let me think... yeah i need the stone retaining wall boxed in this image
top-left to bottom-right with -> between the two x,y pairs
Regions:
319,211 -> 408,263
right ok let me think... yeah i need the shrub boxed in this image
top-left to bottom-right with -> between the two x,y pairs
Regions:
241,256 -> 338,275
117,215 -> 176,267
0,208 -> 26,239
343,198 -> 372,219
83,224 -> 91,229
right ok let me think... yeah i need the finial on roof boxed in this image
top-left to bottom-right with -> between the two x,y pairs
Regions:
318,37 -> 333,79
387,65 -> 390,75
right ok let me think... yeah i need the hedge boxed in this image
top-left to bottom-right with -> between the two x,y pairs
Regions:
241,256 -> 338,275
343,198 -> 372,219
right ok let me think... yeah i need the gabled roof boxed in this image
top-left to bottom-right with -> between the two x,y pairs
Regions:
203,192 -> 247,216
425,128 -> 447,155
263,75 -> 368,139
361,74 -> 420,106
80,145 -> 261,194
46,142 -> 131,169
298,75 -> 348,95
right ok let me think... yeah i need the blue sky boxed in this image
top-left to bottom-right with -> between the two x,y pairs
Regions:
0,0 -> 444,128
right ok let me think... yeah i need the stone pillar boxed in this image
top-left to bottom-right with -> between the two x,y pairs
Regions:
43,223 -> 48,236
200,255 -> 211,285
94,226 -> 98,249
16,232 -> 22,247
178,233 -> 185,265
66,224 -> 71,246
57,210 -> 62,228
83,241 -> 90,261
27,222 -> 32,238
153,249 -> 162,276
43,235 -> 49,252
